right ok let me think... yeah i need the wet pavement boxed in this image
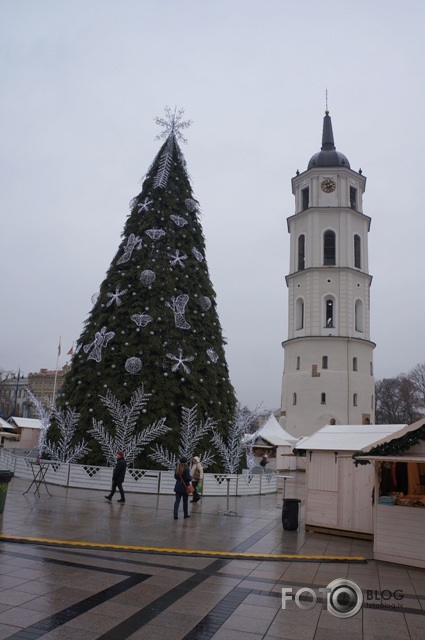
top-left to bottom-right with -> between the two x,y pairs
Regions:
0,472 -> 423,639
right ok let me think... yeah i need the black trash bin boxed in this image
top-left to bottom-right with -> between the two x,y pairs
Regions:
282,498 -> 301,530
0,470 -> 14,514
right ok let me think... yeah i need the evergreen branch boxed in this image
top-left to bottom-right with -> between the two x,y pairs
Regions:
89,418 -> 116,466
148,445 -> 177,471
153,135 -> 174,189
26,388 -> 53,454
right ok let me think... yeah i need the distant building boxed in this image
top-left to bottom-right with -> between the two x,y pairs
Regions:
28,365 -> 70,404
0,372 -> 31,418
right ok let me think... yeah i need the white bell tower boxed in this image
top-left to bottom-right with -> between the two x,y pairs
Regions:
280,111 -> 375,437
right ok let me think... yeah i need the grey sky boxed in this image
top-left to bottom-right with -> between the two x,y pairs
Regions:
1,1 -> 424,410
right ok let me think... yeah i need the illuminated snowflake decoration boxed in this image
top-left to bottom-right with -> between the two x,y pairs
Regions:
106,286 -> 128,307
138,198 -> 153,213
199,296 -> 212,311
168,249 -> 187,268
91,292 -> 99,306
155,106 -> 192,144
166,348 -> 194,374
170,215 -> 188,227
117,234 -> 143,264
125,357 -> 142,374
192,248 -> 204,262
185,198 -> 199,212
145,228 -> 166,241
165,294 -> 191,330
207,349 -> 219,363
83,327 -> 115,363
131,312 -> 153,327
140,270 -> 156,285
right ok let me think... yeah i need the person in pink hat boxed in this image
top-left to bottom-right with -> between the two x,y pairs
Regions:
105,450 -> 127,503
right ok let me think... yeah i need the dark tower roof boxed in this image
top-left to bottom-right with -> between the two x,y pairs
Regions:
307,111 -> 350,170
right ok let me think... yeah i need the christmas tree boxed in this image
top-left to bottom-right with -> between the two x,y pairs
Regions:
58,109 -> 237,467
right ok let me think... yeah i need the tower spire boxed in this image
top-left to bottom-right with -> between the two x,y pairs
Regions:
321,110 -> 335,151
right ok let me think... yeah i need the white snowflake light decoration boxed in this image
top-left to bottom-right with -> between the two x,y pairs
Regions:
140,270 -> 156,285
165,294 -> 191,330
166,348 -> 194,374
131,313 -> 153,327
138,198 -> 153,213
91,292 -> 99,306
170,214 -> 188,227
168,249 -> 187,268
117,234 -> 143,264
192,248 -> 204,262
125,357 -> 142,374
155,106 -> 192,144
106,286 -> 128,307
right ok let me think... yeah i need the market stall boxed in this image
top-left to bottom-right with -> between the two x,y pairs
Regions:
294,423 -> 407,537
354,418 -> 425,568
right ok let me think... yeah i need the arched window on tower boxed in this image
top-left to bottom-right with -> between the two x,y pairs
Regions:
321,392 -> 326,405
298,234 -> 305,271
296,298 -> 304,330
355,299 -> 364,332
353,393 -> 358,406
350,186 -> 357,209
323,230 -> 336,265
322,355 -> 328,369
354,234 -> 361,269
293,393 -> 297,405
325,298 -> 334,328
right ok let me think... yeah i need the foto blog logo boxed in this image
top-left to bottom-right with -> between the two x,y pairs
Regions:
282,578 -> 363,619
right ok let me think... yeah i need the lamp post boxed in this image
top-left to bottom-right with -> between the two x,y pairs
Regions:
12,369 -> 21,417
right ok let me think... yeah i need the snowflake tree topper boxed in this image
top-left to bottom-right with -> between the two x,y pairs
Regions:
155,106 -> 192,144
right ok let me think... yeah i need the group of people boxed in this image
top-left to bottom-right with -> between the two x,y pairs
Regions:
104,451 -> 204,519
173,455 -> 203,519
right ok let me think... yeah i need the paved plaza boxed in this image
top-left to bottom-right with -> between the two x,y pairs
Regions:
0,472 -> 423,639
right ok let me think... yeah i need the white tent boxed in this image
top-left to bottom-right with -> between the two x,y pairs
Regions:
252,414 -> 299,471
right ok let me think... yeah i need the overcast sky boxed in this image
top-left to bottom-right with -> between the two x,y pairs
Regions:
1,1 -> 425,410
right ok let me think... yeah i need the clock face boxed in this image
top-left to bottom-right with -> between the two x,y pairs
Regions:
321,179 -> 336,193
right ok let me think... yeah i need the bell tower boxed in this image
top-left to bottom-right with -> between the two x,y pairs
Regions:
280,111 -> 375,437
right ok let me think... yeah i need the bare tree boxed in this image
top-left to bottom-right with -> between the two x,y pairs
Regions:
375,376 -> 423,424
409,362 -> 425,410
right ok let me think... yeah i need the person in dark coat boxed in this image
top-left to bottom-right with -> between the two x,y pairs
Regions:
105,451 -> 127,503
173,456 -> 192,519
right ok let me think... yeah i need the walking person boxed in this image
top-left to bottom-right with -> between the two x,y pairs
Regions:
173,456 -> 192,520
105,451 -> 127,503
191,455 -> 204,502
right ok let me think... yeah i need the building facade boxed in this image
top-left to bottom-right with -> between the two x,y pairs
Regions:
280,111 -> 375,437
0,372 -> 31,418
28,365 -> 70,404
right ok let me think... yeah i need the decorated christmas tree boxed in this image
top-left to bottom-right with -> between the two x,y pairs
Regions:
58,109 -> 237,467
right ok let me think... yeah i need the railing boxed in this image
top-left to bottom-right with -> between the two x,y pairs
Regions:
0,449 -> 277,496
